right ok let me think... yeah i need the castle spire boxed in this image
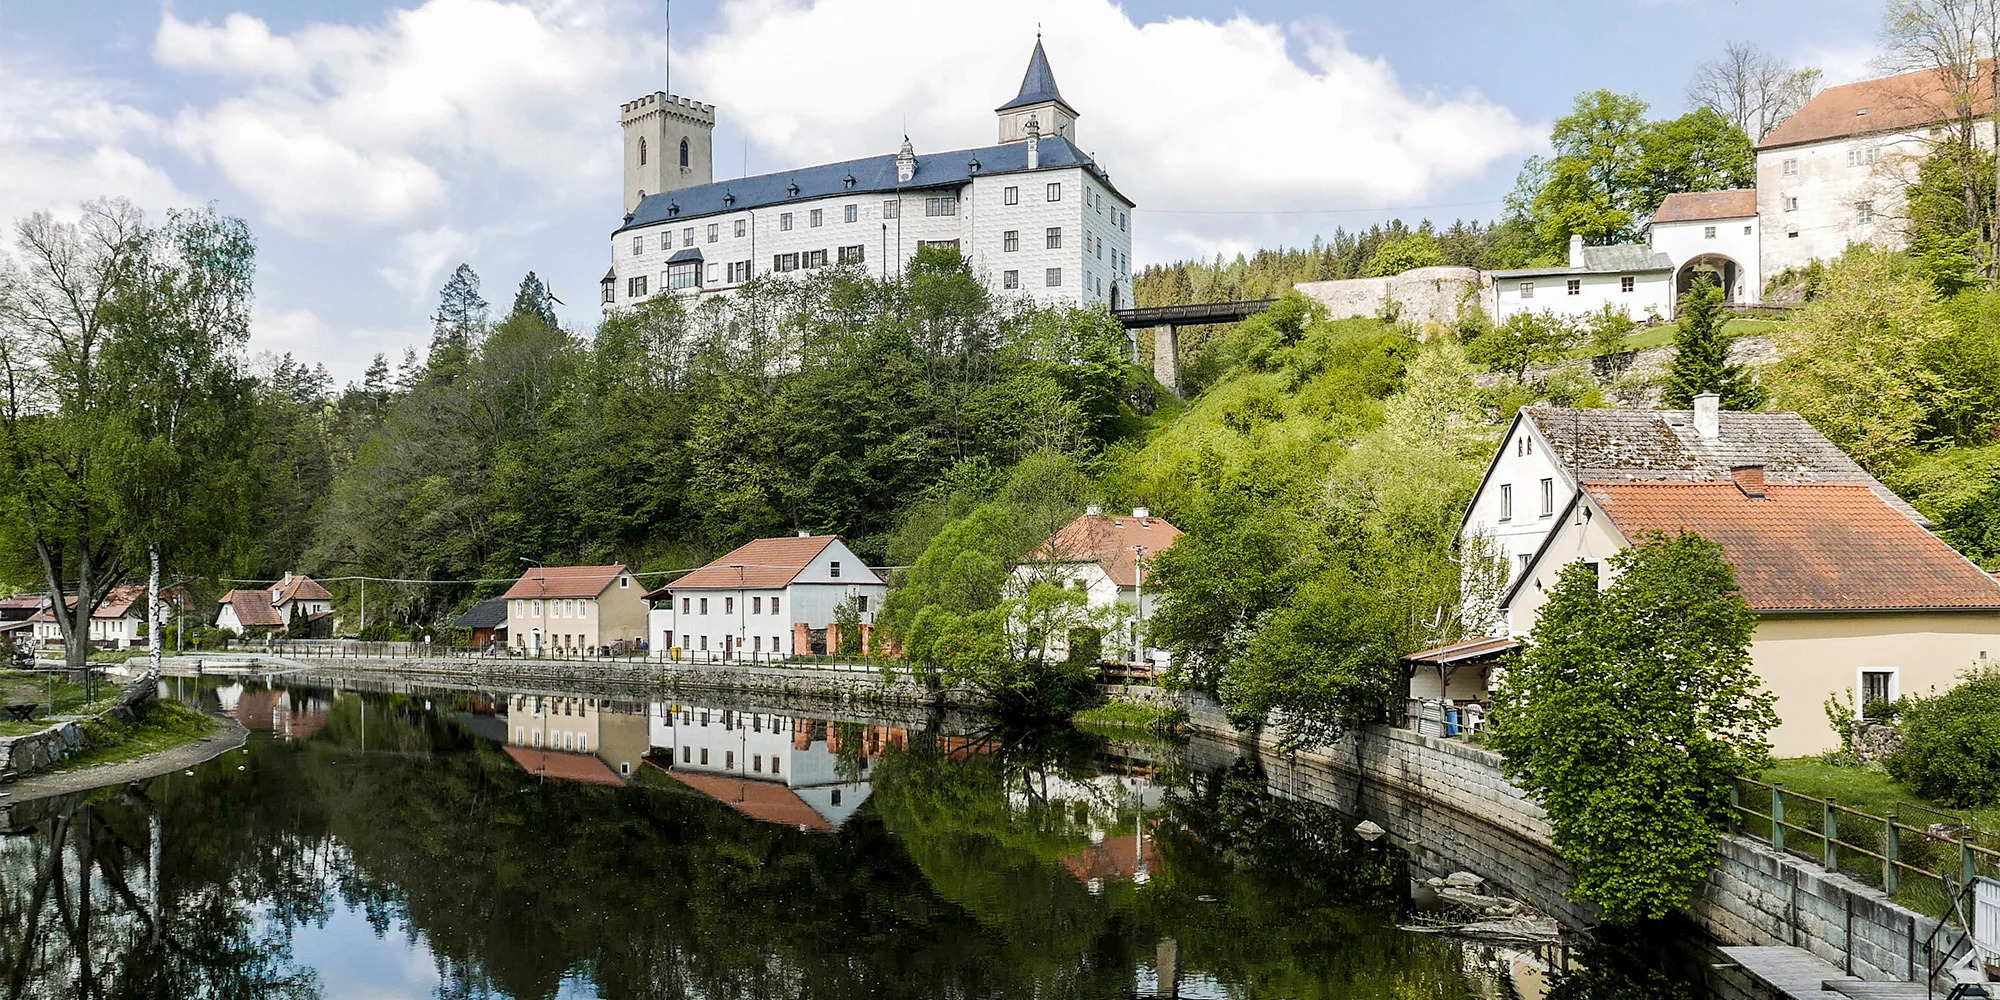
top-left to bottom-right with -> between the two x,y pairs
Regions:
996,37 -> 1079,143
999,37 -> 1067,113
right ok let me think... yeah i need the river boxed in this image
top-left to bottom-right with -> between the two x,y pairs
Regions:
0,675 -> 1730,998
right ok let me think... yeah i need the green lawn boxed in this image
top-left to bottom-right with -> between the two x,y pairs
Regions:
1757,759 -> 2000,832
47,701 -> 218,772
1578,317 -> 1784,357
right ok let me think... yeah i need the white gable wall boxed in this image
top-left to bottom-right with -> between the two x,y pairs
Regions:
1491,270 -> 1672,324
1461,416 -> 1572,588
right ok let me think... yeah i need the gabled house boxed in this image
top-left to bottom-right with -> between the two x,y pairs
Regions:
450,597 -> 510,649
648,702 -> 878,830
218,572 -> 334,636
29,585 -> 152,649
501,565 -> 649,655
1502,477 -> 2000,757
646,534 -> 887,660
1015,506 -> 1182,662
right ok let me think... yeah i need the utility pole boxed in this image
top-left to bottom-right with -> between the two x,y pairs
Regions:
1129,545 -> 1148,664
148,546 -> 163,680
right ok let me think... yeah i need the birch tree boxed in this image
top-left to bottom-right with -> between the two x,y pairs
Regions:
1687,41 -> 1823,140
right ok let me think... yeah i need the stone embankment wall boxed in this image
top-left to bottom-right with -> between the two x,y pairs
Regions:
1157,688 -> 1941,978
1294,266 -> 1485,330
1473,334 -> 1780,408
0,677 -> 157,783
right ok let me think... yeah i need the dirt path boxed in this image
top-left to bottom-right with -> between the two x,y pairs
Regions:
0,714 -> 249,804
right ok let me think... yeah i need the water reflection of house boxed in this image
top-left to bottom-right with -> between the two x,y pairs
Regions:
507,694 -> 602,756
501,695 -> 653,783
1061,829 -> 1160,888
502,746 -> 625,786
214,683 -> 331,740
644,704 -> 880,830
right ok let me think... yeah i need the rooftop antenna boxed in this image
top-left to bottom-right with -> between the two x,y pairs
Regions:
664,0 -> 672,97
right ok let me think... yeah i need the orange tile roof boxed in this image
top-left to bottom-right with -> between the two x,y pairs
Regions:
1652,190 -> 1758,224
218,589 -> 286,627
1028,512 -> 1182,587
503,746 -> 627,786
1759,62 -> 1989,150
655,765 -> 833,831
502,565 -> 628,600
273,574 -> 332,603
28,585 -> 149,623
668,536 -> 880,590
1583,482 -> 2000,612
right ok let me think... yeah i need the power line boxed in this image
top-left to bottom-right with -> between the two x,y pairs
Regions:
1132,198 -> 1506,217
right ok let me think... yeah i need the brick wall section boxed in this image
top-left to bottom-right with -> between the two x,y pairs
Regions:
0,677 -> 157,782
1157,687 -> 1941,974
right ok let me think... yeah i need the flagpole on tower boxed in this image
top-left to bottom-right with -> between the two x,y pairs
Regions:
665,0 -> 672,97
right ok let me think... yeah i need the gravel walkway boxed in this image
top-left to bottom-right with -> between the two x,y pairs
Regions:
0,714 -> 249,804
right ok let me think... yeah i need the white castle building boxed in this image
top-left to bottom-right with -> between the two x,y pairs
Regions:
603,40 -> 1134,311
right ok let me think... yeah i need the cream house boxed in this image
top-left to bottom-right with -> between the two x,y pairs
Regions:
1014,506 -> 1182,663
503,564 -> 650,655
29,585 -> 151,649
1501,474 -> 2000,758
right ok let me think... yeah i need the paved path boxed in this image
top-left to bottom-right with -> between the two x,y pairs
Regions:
0,714 -> 248,804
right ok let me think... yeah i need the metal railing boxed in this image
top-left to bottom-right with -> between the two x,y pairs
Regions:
1732,777 -> 2000,923
215,639 -> 913,677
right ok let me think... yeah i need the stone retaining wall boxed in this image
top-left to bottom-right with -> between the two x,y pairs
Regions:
0,677 -> 157,783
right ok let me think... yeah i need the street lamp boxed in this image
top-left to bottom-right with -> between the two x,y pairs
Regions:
1129,545 -> 1148,664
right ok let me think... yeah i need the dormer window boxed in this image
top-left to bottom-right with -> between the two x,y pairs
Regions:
843,174 -> 856,189
723,193 -> 735,207
787,182 -> 801,197
968,158 -> 981,173
667,202 -> 680,216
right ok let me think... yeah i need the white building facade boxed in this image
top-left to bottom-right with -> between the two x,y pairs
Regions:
648,534 -> 889,660
1488,237 -> 1675,324
605,40 -> 1133,312
1648,190 -> 1762,306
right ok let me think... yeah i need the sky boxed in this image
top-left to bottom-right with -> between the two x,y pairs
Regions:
0,0 -> 1887,381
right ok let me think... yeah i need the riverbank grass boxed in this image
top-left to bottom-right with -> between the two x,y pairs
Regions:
0,669 -> 122,732
49,700 -> 218,773
1072,700 -> 1189,737
1759,759 -> 2000,831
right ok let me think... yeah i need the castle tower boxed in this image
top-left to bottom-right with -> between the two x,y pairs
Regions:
620,92 -> 715,214
997,38 -> 1077,144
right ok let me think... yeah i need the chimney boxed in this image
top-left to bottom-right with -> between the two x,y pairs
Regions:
1132,507 -> 1150,520
1085,504 -> 1103,516
1730,464 -> 1767,498
895,137 -> 917,183
283,570 -> 294,585
1693,392 -> 1720,440
1568,234 -> 1585,268
798,530 -> 810,538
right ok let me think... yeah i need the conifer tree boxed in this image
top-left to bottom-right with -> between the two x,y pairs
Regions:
427,264 -> 486,381
510,271 -> 559,328
1662,277 -> 1762,409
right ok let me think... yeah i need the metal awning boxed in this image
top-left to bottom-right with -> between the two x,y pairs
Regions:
1402,636 -> 1518,666
666,248 -> 704,264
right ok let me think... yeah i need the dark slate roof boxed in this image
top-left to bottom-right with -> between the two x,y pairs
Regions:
998,39 -> 1072,112
451,597 -> 510,631
1489,244 -> 1673,277
667,248 -> 703,263
616,135 -> 1123,235
1521,406 -> 1929,525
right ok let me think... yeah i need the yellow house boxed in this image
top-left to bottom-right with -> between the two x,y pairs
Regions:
503,564 -> 649,655
1503,472 -> 2000,758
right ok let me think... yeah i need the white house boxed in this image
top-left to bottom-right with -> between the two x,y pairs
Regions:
1488,236 -> 1675,324
217,572 -> 334,635
648,702 -> 873,830
1014,506 -> 1181,663
1648,190 -> 1762,307
647,533 -> 888,660
605,39 -> 1134,311
29,585 -> 150,649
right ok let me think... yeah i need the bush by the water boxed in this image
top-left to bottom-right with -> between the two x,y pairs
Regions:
1887,669 -> 2000,807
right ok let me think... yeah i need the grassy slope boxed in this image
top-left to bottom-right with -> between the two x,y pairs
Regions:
48,700 -> 219,772
1759,759 -> 2000,831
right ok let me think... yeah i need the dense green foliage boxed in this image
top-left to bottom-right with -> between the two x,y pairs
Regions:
1489,534 -> 1777,923
1662,278 -> 1762,409
1887,669 -> 2000,807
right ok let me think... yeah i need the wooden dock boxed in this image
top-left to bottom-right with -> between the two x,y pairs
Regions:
1719,946 -> 1933,1000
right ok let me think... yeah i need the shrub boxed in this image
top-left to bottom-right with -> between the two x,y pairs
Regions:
1887,669 -> 2000,807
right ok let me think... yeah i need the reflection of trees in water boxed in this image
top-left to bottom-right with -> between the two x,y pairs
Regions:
0,790 -> 320,999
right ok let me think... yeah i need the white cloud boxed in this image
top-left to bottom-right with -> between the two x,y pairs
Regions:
680,0 -> 1542,263
0,58 -> 187,228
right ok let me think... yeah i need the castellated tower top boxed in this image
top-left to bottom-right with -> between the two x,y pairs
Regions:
621,92 -> 716,215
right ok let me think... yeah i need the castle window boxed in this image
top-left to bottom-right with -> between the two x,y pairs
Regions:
632,236 -> 643,255
844,204 -> 858,223
882,200 -> 900,219
810,209 -> 823,228
679,137 -> 689,167
667,260 -> 700,289
1004,186 -> 1019,206
627,275 -> 648,297
923,196 -> 958,217
1003,269 -> 1019,289
1003,230 -> 1019,252
639,137 -> 647,165
803,249 -> 829,268
735,219 -> 747,238
773,252 -> 800,272
682,227 -> 695,247
706,263 -> 718,283
660,234 -> 671,251
1045,267 -> 1062,287
1046,182 -> 1062,202
728,261 -> 751,282
838,245 -> 865,264
1045,227 -> 1062,249
780,213 -> 793,231
601,279 -> 614,305
707,224 -> 719,242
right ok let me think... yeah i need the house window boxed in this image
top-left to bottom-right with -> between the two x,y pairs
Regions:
844,204 -> 857,223
810,209 -> 823,228
632,236 -> 643,255
1499,484 -> 1513,521
831,790 -> 842,806
1046,267 -> 1063,287
707,223 -> 719,242
1743,225 -> 1753,235
753,596 -> 762,614
1782,157 -> 1798,176
1856,201 -> 1875,224
780,213 -> 793,231
1003,230 -> 1019,252
682,597 -> 691,614
753,754 -> 763,772
1519,281 -> 1534,299
883,200 -> 899,219
577,602 -> 588,619
726,751 -> 735,770
1046,227 -> 1062,249
682,227 -> 694,247
1784,196 -> 1798,212
771,757 -> 781,775
1003,269 -> 1019,289
773,252 -> 800,272
1620,275 -> 1635,293
830,561 -> 841,579
1566,279 -> 1581,295
1518,553 -> 1532,575
532,600 -> 542,617
858,596 -> 870,613
1540,478 -> 1555,516
1583,561 -> 1601,588
753,636 -> 761,653
699,598 -> 709,614
1004,186 -> 1019,205
1703,225 -> 1717,239
728,261 -> 752,282
700,748 -> 709,764
1046,182 -> 1062,202
627,275 -> 648,297
699,635 -> 708,650
924,196 -> 958,217
667,261 -> 700,289
735,219 -> 747,237
803,249 -> 829,268
838,245 -> 865,264
725,597 -> 734,614
1861,669 -> 1898,717
683,746 -> 690,763
1788,229 -> 1800,238
771,597 -> 780,615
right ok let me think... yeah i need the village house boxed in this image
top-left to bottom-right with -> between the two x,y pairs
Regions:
218,572 -> 335,636
501,565 -> 649,656
450,597 -> 510,650
646,534 -> 888,660
1015,506 -> 1182,663
28,585 -> 152,649
647,702 -> 878,830
1489,237 -> 1676,324
1501,475 -> 2000,758
1648,189 -> 1763,308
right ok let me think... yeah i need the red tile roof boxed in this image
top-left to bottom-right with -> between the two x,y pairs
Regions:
219,589 -> 286,627
503,746 -> 626,786
1584,482 -> 2000,612
27,585 -> 149,622
1028,512 -> 1181,587
1759,62 -> 1989,150
502,565 -> 629,600
273,573 -> 332,603
667,536 -> 880,591
1652,190 -> 1758,224
655,764 -> 833,831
